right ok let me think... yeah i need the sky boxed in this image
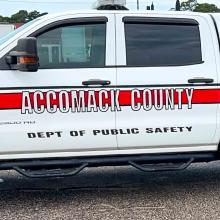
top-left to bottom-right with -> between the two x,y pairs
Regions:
0,0 -> 220,16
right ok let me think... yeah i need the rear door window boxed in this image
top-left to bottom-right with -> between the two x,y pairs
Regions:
124,18 -> 202,67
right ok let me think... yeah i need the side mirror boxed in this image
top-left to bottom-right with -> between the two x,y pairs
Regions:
6,37 -> 39,72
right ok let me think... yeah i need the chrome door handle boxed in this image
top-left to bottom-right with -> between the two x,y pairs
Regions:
188,78 -> 214,84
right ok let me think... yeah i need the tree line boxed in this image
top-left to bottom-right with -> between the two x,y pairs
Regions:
176,0 -> 220,12
0,10 -> 48,23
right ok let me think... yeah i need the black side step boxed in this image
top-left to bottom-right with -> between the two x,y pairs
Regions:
13,163 -> 88,178
129,158 -> 194,172
0,152 -> 216,178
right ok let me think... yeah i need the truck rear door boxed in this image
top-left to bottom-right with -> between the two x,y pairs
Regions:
115,13 -> 219,153
0,14 -> 117,158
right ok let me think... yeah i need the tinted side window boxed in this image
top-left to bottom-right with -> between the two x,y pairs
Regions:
37,23 -> 106,69
125,22 -> 202,67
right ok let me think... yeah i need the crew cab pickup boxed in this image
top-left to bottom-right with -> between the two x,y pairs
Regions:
0,10 -> 220,178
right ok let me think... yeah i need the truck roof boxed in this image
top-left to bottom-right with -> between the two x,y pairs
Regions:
39,9 -> 214,20
31,10 -> 215,29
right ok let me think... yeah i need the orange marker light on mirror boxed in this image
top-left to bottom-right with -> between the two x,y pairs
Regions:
19,56 -> 38,65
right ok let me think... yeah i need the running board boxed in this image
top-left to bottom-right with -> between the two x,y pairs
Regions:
0,152 -> 216,178
129,158 -> 194,172
13,163 -> 88,178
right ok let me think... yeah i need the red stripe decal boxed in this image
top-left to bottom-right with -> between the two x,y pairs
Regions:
0,89 -> 219,110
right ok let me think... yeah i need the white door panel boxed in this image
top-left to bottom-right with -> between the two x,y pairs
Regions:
0,69 -> 116,153
117,99 -> 217,148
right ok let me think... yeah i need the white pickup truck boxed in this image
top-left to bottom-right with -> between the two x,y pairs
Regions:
0,10 -> 220,178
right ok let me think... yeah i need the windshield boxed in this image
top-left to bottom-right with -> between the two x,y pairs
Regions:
0,18 -> 41,46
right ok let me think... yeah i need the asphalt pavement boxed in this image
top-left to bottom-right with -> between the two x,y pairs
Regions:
0,162 -> 220,220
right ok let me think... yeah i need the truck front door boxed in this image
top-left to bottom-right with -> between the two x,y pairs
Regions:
0,14 -> 117,158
